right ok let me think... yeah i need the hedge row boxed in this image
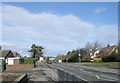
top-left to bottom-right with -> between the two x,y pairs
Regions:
20,58 -> 35,64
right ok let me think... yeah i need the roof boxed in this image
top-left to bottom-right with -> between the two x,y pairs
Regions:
0,50 -> 11,57
98,45 -> 117,57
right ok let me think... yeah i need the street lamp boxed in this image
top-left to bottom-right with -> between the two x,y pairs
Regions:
78,54 -> 81,62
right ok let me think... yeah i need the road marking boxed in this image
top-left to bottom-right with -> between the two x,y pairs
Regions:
86,71 -> 92,74
96,75 -> 100,79
83,71 -> 87,72
101,78 -> 117,81
79,68 -> 83,70
101,75 -> 118,80
89,74 -> 94,77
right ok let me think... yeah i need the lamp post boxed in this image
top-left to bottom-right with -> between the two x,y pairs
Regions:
78,54 -> 81,62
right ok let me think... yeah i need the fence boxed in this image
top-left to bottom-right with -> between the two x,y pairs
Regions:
48,65 -> 89,83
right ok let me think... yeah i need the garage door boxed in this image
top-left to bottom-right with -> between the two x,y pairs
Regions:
8,59 -> 14,65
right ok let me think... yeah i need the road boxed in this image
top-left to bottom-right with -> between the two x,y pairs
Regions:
49,63 -> 119,82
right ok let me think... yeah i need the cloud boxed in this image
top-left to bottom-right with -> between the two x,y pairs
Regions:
93,25 -> 118,44
2,4 -> 117,56
94,7 -> 107,13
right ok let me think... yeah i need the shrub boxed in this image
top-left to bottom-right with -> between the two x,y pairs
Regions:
93,58 -> 102,63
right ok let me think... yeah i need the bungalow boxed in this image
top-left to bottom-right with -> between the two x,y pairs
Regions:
91,45 -> 119,61
0,50 -> 14,65
0,50 -> 20,65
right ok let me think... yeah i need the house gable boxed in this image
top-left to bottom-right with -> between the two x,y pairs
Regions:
0,50 -> 14,58
98,45 -> 117,58
6,51 -> 14,58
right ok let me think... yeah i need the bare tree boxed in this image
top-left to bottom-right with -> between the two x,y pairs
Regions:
84,41 -> 103,52
92,41 -> 103,51
84,42 -> 93,52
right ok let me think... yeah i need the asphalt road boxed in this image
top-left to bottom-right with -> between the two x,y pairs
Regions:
49,63 -> 119,82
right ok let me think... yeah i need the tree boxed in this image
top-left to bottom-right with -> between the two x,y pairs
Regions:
92,41 -> 103,51
28,44 -> 44,58
55,54 -> 66,62
66,50 -> 79,62
84,42 -> 93,52
84,41 -> 103,52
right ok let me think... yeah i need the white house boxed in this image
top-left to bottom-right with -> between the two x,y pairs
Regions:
91,50 -> 100,58
38,57 -> 44,62
58,60 -> 62,63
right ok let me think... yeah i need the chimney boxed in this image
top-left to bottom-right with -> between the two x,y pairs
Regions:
107,44 -> 110,47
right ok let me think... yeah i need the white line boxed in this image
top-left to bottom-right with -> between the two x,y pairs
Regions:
79,68 -> 83,70
101,75 -> 118,80
101,78 -> 117,81
86,71 -> 92,74
96,75 -> 100,79
83,71 -> 87,72
89,74 -> 94,77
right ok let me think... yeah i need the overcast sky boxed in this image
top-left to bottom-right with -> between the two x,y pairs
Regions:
1,2 -> 118,57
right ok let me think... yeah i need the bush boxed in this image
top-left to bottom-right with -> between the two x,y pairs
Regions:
93,58 -> 102,63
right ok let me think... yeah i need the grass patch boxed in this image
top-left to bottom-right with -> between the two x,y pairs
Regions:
81,62 -> 120,68
2,74 -> 21,82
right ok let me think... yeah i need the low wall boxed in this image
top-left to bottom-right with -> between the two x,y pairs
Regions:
14,74 -> 28,83
6,64 -> 34,71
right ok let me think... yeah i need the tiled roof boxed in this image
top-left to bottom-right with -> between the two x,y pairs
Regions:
99,45 -> 117,57
0,50 -> 11,57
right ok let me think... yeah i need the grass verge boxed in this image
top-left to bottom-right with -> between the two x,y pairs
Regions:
2,74 -> 21,82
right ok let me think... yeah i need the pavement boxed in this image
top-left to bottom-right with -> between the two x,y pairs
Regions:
3,62 -> 56,82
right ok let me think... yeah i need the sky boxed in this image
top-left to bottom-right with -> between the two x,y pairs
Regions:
1,2 -> 118,57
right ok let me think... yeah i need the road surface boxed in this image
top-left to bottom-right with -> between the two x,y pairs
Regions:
49,63 -> 119,82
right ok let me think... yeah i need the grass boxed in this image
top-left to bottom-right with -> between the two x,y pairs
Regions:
81,62 -> 120,68
63,62 -> 120,68
2,74 -> 21,82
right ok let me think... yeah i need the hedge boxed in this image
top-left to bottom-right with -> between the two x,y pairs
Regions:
20,58 -> 35,64
93,58 -> 102,63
